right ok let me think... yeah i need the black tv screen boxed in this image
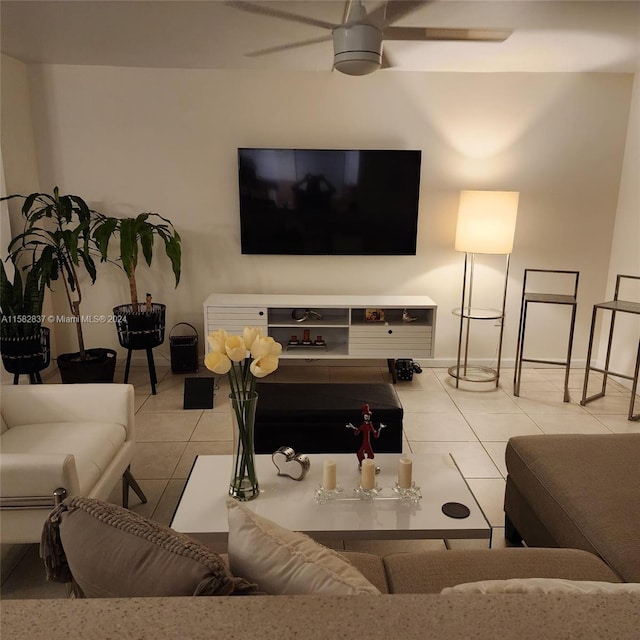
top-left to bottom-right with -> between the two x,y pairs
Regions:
238,148 -> 421,255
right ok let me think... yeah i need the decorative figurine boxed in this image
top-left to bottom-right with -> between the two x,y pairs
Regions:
402,308 -> 418,323
271,446 -> 310,481
346,404 -> 386,468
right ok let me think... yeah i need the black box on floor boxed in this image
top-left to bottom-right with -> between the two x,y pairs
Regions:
254,382 -> 403,454
183,377 -> 215,410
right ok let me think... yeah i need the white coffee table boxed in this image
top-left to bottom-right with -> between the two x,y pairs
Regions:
171,453 -> 492,546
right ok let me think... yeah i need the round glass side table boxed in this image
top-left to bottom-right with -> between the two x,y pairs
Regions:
448,306 -> 504,385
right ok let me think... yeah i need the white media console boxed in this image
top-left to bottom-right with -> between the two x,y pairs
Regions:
203,294 -> 437,364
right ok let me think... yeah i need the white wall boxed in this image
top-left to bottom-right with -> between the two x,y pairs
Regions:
0,55 -> 55,383
1,60 -> 634,370
598,73 -> 640,389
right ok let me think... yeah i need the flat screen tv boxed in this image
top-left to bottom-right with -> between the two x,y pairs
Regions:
238,148 -> 421,255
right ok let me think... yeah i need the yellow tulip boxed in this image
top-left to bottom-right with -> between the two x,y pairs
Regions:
226,335 -> 248,362
251,335 -> 283,359
250,354 -> 279,378
243,326 -> 263,352
204,350 -> 231,374
207,329 -> 228,354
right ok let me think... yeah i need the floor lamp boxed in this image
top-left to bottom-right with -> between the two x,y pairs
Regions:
448,190 -> 519,388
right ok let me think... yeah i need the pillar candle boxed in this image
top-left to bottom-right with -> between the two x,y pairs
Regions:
361,459 -> 376,490
398,457 -> 413,489
322,459 -> 337,490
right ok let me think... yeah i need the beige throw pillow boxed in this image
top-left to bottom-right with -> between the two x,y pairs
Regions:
441,578 -> 640,595
42,496 -> 258,598
226,498 -> 381,596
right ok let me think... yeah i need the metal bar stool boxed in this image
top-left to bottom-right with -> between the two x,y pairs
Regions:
581,274 -> 640,421
514,269 -> 579,402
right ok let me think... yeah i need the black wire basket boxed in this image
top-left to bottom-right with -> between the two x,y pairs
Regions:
113,303 -> 166,350
0,327 -> 51,375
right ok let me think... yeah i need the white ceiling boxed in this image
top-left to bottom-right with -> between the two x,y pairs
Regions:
1,0 -> 639,73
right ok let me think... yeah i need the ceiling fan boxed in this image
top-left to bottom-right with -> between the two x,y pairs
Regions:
226,1 -> 512,76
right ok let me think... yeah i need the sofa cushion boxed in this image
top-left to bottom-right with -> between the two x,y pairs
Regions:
441,578 -> 640,595
42,496 -> 259,598
505,434 -> 640,582
2,422 -> 126,495
339,551 -> 389,594
383,548 -> 621,594
227,498 -> 381,595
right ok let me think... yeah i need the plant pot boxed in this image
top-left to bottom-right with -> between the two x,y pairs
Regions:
1,327 -> 51,376
113,303 -> 166,350
57,348 -> 117,383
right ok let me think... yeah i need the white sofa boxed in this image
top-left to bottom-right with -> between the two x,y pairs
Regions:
0,383 -> 145,543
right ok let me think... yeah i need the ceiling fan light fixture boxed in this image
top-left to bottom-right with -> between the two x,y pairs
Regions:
333,24 -> 382,76
333,51 -> 381,75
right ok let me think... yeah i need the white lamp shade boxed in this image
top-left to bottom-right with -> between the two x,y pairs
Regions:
455,190 -> 519,254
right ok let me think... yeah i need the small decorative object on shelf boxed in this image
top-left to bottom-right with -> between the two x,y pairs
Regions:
402,309 -> 418,323
346,404 -> 386,469
287,330 -> 328,350
365,308 -> 385,322
204,326 -> 282,501
286,341 -> 328,351
291,308 -> 324,322
271,446 -> 310,481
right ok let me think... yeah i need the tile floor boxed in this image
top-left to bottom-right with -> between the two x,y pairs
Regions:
1,362 -> 637,599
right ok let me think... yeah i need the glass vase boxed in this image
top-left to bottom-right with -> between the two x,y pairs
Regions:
229,391 -> 260,501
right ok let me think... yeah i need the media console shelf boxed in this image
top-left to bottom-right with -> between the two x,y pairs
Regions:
203,294 -> 437,376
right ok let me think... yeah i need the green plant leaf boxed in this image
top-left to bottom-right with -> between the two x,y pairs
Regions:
139,225 -> 154,267
119,218 -> 137,277
93,217 -> 118,260
164,235 -> 182,286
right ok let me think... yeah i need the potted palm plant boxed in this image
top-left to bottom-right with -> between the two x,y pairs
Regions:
0,256 -> 51,383
93,212 -> 181,393
2,187 -> 116,383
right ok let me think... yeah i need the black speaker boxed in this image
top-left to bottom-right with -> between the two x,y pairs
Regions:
395,359 -> 414,381
183,377 -> 215,410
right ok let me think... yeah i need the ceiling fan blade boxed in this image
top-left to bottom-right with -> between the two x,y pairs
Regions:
246,34 -> 333,58
380,50 -> 395,69
384,26 -> 513,42
366,1 -> 429,29
225,1 -> 338,31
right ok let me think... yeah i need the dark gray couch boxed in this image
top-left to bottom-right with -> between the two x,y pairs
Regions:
504,433 -> 640,582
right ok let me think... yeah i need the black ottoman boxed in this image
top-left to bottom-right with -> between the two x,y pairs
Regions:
254,383 -> 403,455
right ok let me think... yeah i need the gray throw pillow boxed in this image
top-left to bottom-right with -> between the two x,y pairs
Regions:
41,496 -> 258,598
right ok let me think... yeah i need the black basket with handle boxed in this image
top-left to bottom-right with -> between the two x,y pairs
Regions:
170,322 -> 199,373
